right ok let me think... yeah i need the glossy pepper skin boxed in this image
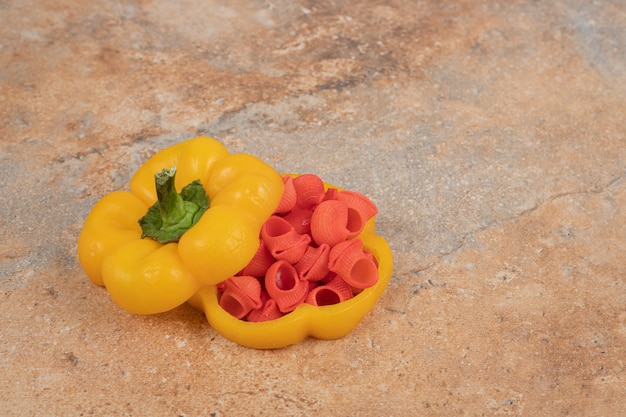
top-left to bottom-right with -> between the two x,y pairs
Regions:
187,179 -> 393,349
77,136 -> 284,315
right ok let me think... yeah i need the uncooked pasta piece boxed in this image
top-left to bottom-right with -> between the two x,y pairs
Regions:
274,175 -> 297,213
328,238 -> 378,289
337,190 -> 378,238
265,260 -> 310,313
346,250 -> 377,295
218,275 -> 263,319
310,199 -> 350,246
294,243 -> 330,281
322,187 -> 340,202
239,240 -> 275,277
293,174 -> 325,209
281,207 -> 313,235
305,275 -> 353,306
261,215 -> 311,264
320,271 -> 338,285
363,249 -> 378,267
247,295 -> 283,322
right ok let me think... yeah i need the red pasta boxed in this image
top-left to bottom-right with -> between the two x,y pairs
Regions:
337,190 -> 378,238
218,275 -> 263,319
274,175 -> 297,213
264,260 -> 310,313
294,243 -> 330,282
305,274 -> 353,306
239,240 -> 274,277
310,199 -> 350,246
293,174 -> 325,209
218,173 -> 380,321
328,238 -> 378,289
261,215 -> 311,264
247,291 -> 283,322
282,207 -> 313,235
322,187 -> 340,202
320,271 -> 338,285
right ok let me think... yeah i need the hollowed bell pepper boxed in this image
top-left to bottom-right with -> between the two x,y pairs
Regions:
187,178 -> 393,349
77,136 -> 284,315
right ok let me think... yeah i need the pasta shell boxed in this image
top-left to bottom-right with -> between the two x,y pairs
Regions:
239,240 -> 275,277
274,175 -> 297,214
328,238 -> 378,289
305,275 -> 354,306
295,243 -> 330,282
282,207 -> 313,235
350,250 -> 376,295
310,200 -> 350,246
265,260 -> 310,313
219,275 -> 263,319
364,249 -> 378,267
261,215 -> 311,264
337,190 -> 378,238
293,174 -> 325,209
320,271 -> 338,285
247,298 -> 283,322
322,187 -> 340,202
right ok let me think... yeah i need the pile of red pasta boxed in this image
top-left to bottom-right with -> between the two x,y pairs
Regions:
217,174 -> 379,322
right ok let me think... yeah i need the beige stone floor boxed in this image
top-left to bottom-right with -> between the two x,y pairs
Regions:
1,0 -> 625,415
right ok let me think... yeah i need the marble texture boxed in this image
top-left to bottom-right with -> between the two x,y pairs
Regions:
1,0 -> 625,415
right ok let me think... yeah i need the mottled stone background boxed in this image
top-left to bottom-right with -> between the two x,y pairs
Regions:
1,0 -> 625,415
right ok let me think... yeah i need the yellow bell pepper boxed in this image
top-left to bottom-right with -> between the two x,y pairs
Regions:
77,136 -> 284,315
187,178 -> 393,349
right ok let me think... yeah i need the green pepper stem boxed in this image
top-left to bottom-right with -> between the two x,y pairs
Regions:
156,167 -> 187,226
139,166 -> 209,244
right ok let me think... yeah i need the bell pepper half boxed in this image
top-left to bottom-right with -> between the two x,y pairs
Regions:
77,136 -> 284,315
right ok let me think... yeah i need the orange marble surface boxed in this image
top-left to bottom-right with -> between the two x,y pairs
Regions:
1,0 -> 625,415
